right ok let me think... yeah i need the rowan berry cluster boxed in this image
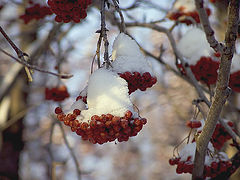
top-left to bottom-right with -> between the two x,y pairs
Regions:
119,72 -> 157,94
20,3 -> 53,24
55,106 -> 147,144
45,85 -> 70,101
47,0 -> 92,23
190,57 -> 220,86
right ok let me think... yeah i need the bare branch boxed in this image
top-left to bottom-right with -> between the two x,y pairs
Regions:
0,48 -> 73,79
100,0 -> 110,68
111,0 -> 126,33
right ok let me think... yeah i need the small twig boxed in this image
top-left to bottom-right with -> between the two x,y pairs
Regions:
0,25 -> 33,81
100,0 -> 110,68
58,122 -> 81,180
112,0 -> 126,33
0,48 -> 73,79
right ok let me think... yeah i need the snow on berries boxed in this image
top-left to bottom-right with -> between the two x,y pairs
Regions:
20,1 -> 53,24
55,68 -> 147,144
169,142 -> 232,178
168,0 -> 211,25
47,0 -> 92,23
111,33 -> 157,94
229,54 -> 240,92
177,28 -> 220,85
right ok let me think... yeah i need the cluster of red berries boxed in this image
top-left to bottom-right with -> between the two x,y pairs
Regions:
119,71 -> 157,94
190,57 -> 220,86
229,71 -> 240,92
168,8 -> 211,25
45,85 -> 70,101
210,121 -> 235,150
20,3 -> 53,24
169,155 -> 232,178
55,107 -> 147,144
47,0 -> 92,23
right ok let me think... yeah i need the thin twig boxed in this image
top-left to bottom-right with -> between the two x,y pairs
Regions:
112,0 -> 126,33
195,0 -> 224,53
100,0 -> 110,68
58,122 -> 81,180
0,48 -> 73,79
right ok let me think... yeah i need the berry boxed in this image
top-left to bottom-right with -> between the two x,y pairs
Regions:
45,85 -> 70,101
119,71 -> 157,94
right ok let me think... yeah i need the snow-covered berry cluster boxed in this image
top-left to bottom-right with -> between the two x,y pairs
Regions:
168,0 -> 211,25
47,0 -> 92,23
177,28 -> 220,86
55,68 -> 149,144
20,1 -> 53,24
111,33 -> 157,94
229,54 -> 240,92
169,142 -> 232,178
45,85 -> 70,101
54,33 -> 156,144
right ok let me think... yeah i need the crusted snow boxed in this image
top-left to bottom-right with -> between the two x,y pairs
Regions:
78,68 -> 135,121
111,33 -> 154,75
231,54 -> 240,73
177,28 -> 214,65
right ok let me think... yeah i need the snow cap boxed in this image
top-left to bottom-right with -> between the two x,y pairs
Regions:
111,33 -> 154,75
80,68 -> 135,121
177,28 -> 214,65
112,33 -> 142,60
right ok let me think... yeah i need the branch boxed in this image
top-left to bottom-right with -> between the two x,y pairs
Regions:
192,0 -> 239,179
111,0 -> 126,33
58,122 -> 81,180
100,0 -> 110,68
195,0 -> 224,53
0,48 -> 73,79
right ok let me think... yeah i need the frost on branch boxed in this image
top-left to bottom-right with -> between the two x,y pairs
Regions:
177,28 -> 220,85
55,68 -> 147,144
111,33 -> 157,94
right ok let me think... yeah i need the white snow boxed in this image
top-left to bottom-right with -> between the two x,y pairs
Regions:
112,33 -> 142,60
78,68 -> 135,121
111,33 -> 154,75
71,99 -> 87,111
173,0 -> 196,12
231,54 -> 240,73
179,142 -> 196,162
177,28 -> 214,65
